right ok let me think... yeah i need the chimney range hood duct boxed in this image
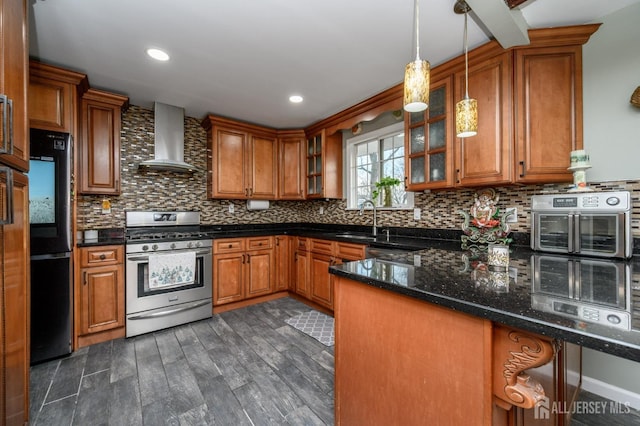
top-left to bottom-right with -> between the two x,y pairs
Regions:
138,102 -> 199,173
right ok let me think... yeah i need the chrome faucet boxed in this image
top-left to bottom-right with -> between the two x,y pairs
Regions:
359,199 -> 377,237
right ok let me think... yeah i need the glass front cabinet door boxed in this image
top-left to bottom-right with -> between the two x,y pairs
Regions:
404,77 -> 453,191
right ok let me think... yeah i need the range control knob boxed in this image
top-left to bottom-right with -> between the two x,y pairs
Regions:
606,196 -> 620,206
152,244 -> 158,251
187,242 -> 194,248
171,243 -> 176,250
142,245 -> 149,251
196,241 -> 202,247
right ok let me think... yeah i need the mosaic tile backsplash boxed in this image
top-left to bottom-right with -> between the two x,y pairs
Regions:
77,105 -> 640,237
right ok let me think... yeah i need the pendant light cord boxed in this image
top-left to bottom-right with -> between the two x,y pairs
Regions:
464,10 -> 469,99
414,0 -> 421,61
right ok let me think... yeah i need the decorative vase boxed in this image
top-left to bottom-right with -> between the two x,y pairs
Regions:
383,188 -> 392,207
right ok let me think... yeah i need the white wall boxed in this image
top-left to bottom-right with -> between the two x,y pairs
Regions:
581,2 -> 640,406
583,2 -> 640,182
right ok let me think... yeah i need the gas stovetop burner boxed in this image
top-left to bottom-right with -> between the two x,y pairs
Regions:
125,211 -> 205,243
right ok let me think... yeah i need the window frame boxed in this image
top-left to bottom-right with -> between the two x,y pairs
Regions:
345,122 -> 413,210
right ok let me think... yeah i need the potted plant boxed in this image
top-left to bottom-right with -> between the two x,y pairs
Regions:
372,176 -> 401,207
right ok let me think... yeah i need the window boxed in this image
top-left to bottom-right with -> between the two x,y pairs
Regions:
346,122 -> 413,209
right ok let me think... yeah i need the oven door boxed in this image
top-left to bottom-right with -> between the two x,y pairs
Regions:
531,212 -> 572,254
576,212 -> 630,258
125,246 -> 212,315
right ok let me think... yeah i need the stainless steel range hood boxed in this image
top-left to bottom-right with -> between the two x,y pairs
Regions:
138,102 -> 199,173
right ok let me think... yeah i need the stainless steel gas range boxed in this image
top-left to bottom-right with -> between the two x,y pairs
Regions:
125,211 -> 212,337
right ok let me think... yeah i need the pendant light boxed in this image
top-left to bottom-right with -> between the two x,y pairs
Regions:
403,0 -> 430,113
454,0 -> 478,138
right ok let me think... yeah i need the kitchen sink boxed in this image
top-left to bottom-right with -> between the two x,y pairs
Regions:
334,233 -> 375,240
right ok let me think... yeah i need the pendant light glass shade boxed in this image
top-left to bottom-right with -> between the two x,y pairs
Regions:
456,97 -> 478,137
403,0 -> 430,113
404,59 -> 430,112
455,1 -> 477,138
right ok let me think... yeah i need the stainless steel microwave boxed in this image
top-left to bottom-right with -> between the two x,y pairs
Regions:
531,191 -> 632,259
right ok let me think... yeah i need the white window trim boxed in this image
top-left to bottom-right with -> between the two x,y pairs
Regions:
345,121 -> 413,210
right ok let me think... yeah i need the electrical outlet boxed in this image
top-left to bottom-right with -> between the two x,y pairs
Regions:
319,206 -> 324,215
505,207 -> 517,223
413,208 -> 421,221
228,203 -> 235,213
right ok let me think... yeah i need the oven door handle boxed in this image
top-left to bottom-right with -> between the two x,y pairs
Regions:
127,249 -> 212,262
127,299 -> 211,320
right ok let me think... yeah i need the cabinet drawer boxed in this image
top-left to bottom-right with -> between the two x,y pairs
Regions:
336,242 -> 366,261
247,236 -> 273,250
80,245 -> 123,267
310,238 -> 335,255
213,238 -> 245,254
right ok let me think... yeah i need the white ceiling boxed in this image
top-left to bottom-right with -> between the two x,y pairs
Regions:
28,0 -> 640,129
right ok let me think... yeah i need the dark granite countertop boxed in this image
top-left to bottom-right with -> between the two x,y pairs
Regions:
329,241 -> 640,363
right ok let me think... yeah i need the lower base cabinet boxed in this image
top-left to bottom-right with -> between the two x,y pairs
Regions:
77,245 -> 125,347
213,236 -> 275,306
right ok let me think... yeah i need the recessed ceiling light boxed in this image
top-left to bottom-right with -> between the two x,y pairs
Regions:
289,95 -> 303,103
147,48 -> 170,61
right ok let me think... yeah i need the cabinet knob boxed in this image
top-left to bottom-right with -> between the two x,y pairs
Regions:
228,244 -> 233,248
99,254 -> 106,260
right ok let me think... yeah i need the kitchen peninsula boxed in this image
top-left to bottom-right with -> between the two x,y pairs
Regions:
330,243 -> 640,424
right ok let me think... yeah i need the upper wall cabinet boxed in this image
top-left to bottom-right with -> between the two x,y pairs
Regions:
29,61 -> 87,136
277,130 -> 306,200
514,44 -> 585,183
202,115 -> 278,200
305,129 -> 342,199
78,88 -> 129,195
405,76 -> 454,191
0,0 -> 28,172
402,25 -> 599,190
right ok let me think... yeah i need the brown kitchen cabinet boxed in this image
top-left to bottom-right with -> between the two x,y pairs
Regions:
0,0 -> 29,423
305,129 -> 342,199
404,25 -> 597,190
77,245 -> 125,347
405,76 -> 454,191
454,52 -> 513,187
514,43 -> 585,184
277,130 -> 306,200
202,115 -> 278,200
78,88 -> 129,195
1,171 -> 29,426
274,235 -> 291,291
28,61 -> 86,138
293,237 -> 310,298
0,0 -> 29,173
213,236 -> 275,306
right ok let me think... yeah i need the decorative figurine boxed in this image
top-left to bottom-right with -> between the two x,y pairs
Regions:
459,188 -> 512,251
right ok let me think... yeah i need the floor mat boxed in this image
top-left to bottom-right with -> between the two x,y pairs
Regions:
285,310 -> 334,346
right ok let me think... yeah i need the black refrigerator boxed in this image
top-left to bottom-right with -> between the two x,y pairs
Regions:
29,128 -> 73,364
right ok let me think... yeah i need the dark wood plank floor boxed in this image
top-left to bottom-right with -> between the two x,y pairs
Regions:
29,296 -> 640,425
29,297 -> 333,425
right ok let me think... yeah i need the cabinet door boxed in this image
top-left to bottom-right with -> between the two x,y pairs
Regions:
79,89 -> 127,195
515,46 -> 581,183
0,0 -> 28,172
246,249 -> 274,298
455,52 -> 512,187
310,252 -> 334,310
274,236 -> 290,291
1,170 -> 29,425
305,130 -> 342,199
212,126 -> 248,199
277,135 -> 305,200
249,134 -> 277,199
294,249 -> 310,297
80,263 -> 124,335
28,76 -> 74,133
213,252 -> 245,305
405,77 -> 453,191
